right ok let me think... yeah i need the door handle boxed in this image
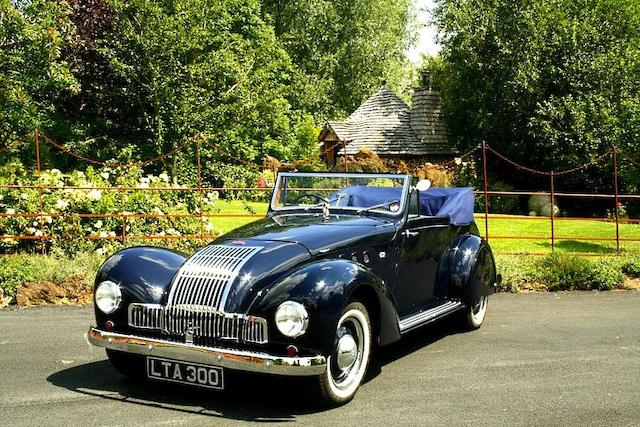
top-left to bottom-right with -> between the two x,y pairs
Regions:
403,230 -> 419,238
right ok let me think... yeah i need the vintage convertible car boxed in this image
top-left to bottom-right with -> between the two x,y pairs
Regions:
88,172 -> 498,404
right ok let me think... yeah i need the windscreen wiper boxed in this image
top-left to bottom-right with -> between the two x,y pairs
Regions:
356,200 -> 400,215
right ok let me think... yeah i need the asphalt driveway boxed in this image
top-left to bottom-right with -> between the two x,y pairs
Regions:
1,292 -> 639,426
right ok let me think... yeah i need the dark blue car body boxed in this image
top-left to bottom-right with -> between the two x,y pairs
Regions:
93,175 -> 496,358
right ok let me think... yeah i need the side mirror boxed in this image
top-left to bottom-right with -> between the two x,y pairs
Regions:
415,179 -> 431,192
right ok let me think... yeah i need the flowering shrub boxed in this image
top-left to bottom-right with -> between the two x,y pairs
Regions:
0,161 -> 229,255
607,202 -> 629,220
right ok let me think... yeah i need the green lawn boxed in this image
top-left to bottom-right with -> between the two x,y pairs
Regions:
208,200 -> 270,234
475,215 -> 640,254
209,201 -> 640,255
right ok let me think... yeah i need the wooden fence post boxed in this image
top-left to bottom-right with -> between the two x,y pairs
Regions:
342,141 -> 348,172
196,138 -> 204,243
550,171 -> 555,252
613,146 -> 620,253
34,130 -> 45,254
118,169 -> 127,246
481,141 -> 489,241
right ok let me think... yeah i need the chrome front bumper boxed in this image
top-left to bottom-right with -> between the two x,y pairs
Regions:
88,327 -> 326,376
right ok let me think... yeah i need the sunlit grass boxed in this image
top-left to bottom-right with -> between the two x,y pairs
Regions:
207,200 -> 269,235
476,215 -> 640,254
208,202 -> 640,255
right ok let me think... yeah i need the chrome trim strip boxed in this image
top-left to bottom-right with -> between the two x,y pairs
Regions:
89,327 -> 326,376
399,301 -> 464,333
405,224 -> 451,231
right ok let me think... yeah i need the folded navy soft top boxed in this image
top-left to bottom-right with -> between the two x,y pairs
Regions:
330,186 -> 475,226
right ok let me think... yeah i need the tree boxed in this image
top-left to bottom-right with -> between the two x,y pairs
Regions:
261,0 -> 416,118
58,0 -> 317,176
0,0 -> 78,150
432,0 -> 640,198
1,0 -> 416,183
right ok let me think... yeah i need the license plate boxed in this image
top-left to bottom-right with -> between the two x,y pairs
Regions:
146,356 -> 224,390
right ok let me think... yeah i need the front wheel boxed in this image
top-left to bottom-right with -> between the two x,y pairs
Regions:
315,301 -> 372,405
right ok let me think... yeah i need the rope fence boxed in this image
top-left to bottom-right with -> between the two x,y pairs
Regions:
0,132 -> 638,256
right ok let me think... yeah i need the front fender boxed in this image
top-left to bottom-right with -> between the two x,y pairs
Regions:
436,234 -> 496,303
93,246 -> 187,330
250,259 -> 399,355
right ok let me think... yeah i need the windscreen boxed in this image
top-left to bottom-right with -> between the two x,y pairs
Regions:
271,173 -> 410,215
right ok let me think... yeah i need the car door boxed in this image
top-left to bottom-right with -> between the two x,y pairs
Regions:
392,192 -> 451,316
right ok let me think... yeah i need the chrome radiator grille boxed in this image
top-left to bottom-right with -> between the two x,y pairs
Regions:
166,244 -> 262,311
128,303 -> 268,344
128,244 -> 268,344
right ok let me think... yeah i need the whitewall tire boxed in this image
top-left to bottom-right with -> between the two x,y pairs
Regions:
316,301 -> 372,405
466,295 -> 488,330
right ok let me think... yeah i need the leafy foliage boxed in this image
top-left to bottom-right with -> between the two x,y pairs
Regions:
1,0 -> 416,184
532,253 -> 623,291
0,0 -> 78,148
497,253 -> 629,292
0,251 -> 102,302
432,0 -> 640,203
60,0 -> 318,170
261,0 -> 416,117
0,162 -> 261,254
621,256 -> 640,278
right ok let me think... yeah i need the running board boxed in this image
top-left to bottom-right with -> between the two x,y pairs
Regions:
399,301 -> 464,333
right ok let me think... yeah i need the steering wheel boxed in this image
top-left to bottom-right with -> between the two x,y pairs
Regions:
294,193 -> 329,204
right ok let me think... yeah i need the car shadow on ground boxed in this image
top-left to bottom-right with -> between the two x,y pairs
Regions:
47,316 -> 465,421
366,315 -> 466,380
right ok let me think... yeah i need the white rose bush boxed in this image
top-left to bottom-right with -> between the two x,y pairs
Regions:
0,161 -> 221,255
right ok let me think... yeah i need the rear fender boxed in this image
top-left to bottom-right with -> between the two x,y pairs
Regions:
435,234 -> 496,304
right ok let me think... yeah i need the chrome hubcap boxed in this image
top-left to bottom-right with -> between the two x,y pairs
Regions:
336,334 -> 358,371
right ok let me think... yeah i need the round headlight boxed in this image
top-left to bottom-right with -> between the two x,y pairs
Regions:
95,280 -> 122,314
275,301 -> 309,338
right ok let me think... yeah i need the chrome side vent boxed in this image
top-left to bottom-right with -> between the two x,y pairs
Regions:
128,303 -> 163,329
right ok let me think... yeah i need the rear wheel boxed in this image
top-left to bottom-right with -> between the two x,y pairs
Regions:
461,247 -> 494,330
464,295 -> 488,329
106,349 -> 145,379
315,301 -> 372,405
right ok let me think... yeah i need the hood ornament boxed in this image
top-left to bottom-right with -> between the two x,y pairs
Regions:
322,200 -> 330,221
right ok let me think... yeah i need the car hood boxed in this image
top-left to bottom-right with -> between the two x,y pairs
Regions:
220,213 -> 398,256
171,214 -> 399,314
